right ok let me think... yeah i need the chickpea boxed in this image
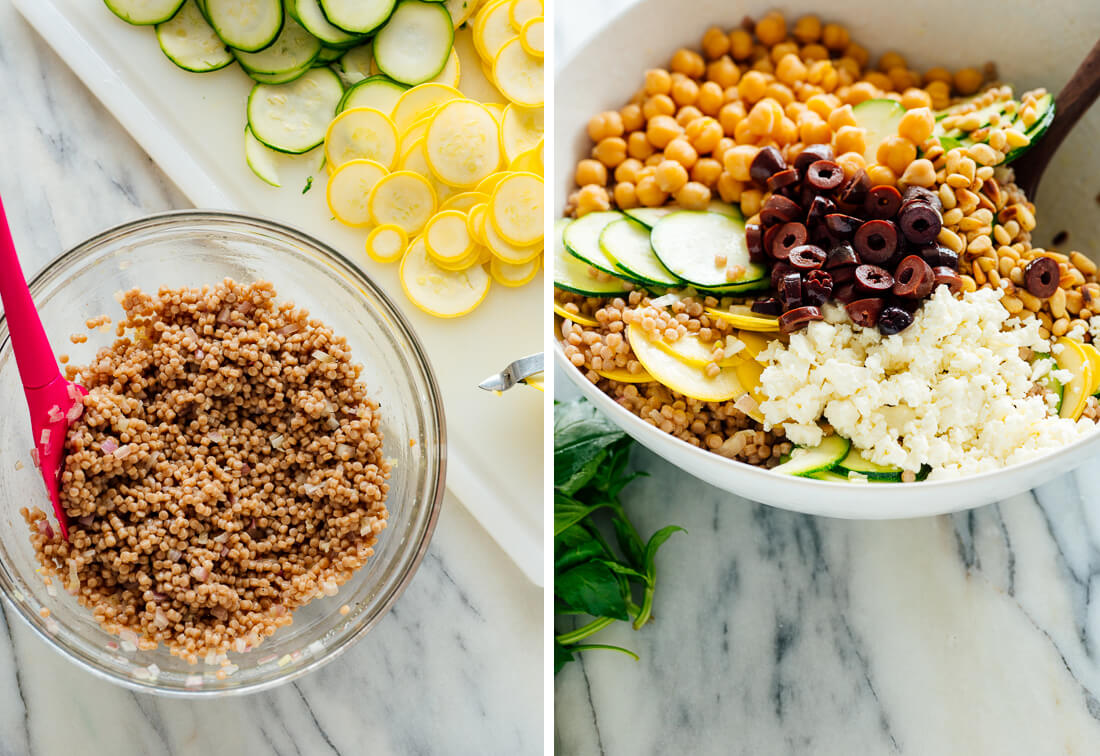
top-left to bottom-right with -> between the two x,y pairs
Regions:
697,81 -> 724,115
798,114 -> 831,145
701,26 -> 731,60
655,160 -> 689,193
865,163 -> 897,187
821,22 -> 849,51
737,70 -> 769,104
644,153 -> 664,168
714,136 -> 735,163
900,88 -> 933,110
832,124 -> 867,156
954,67 -> 983,95
586,113 -> 610,142
925,80 -> 952,110
876,135 -> 917,175
576,184 -> 611,216
594,136 -> 628,167
774,117 -> 798,145
615,158 -> 643,184
740,187 -> 764,217
835,151 -> 867,178
665,138 -> 698,168
670,48 -> 705,79
672,76 -> 700,107
770,41 -> 800,65
751,57 -> 775,75
635,175 -> 668,206
827,104 -> 858,132
922,66 -> 953,85
620,103 -> 645,132
733,118 -> 755,144
675,181 -> 712,209
723,144 -> 759,182
863,71 -> 892,92
642,94 -> 676,120
877,51 -> 906,73
754,11 -> 787,46
898,158 -> 936,189
646,115 -> 682,149
644,68 -> 672,96
613,182 -> 639,209
792,14 -> 822,43
675,106 -> 703,128
844,81 -> 878,105
898,107 -> 934,145
627,131 -> 655,160
890,69 -> 921,92
687,117 -> 723,153
575,159 -> 608,186
764,82 -> 795,107
716,171 -> 743,203
844,43 -> 870,68
800,44 -> 829,62
691,157 -> 723,186
719,101 -> 746,135
806,93 -> 839,119
729,29 -> 754,60
706,56 -> 741,89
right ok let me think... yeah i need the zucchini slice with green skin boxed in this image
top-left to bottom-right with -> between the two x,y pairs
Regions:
1005,93 -> 1055,163
933,93 -> 1055,164
374,1 -> 454,86
624,207 -> 674,228
234,14 -> 321,75
563,211 -> 643,281
289,0 -> 364,47
317,45 -> 344,63
338,43 -> 376,87
707,199 -> 743,219
599,218 -> 681,287
851,98 -> 906,166
244,125 -> 281,186
1034,352 -> 1065,414
810,469 -> 852,482
204,0 -> 283,52
338,75 -> 407,113
245,60 -> 315,84
650,210 -> 763,289
155,0 -> 234,73
695,277 -> 770,295
105,0 -> 186,25
553,218 -> 632,296
833,447 -> 903,481
771,435 -> 851,477
247,67 -> 344,153
319,0 -> 397,34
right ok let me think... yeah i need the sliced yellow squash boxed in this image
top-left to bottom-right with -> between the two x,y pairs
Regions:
1082,343 -> 1100,396
365,224 -> 409,264
441,191 -> 491,213
368,170 -> 437,233
492,37 -> 543,107
654,333 -> 742,368
500,105 -> 543,162
596,367 -> 654,383
425,99 -> 503,188
475,0 -> 514,61
424,209 -> 475,263
509,0 -> 541,30
705,307 -> 782,333
483,210 -> 541,264
400,237 -> 491,318
627,326 -> 744,402
429,47 -> 462,89
1056,337 -> 1094,420
324,108 -> 399,171
508,143 -> 543,174
391,83 -> 463,132
519,16 -> 544,58
735,359 -> 765,404
490,255 -> 540,287
553,302 -> 599,327
489,171 -> 543,246
326,159 -> 388,227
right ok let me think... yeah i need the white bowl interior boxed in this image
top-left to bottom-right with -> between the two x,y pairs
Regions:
555,0 -> 1100,517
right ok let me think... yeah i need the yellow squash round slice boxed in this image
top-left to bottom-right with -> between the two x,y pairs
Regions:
475,0 -> 515,61
553,302 -> 599,327
398,138 -> 457,205
368,170 -> 438,233
736,330 -> 775,360
1056,337 -> 1095,420
519,17 -> 543,58
400,237 -> 491,318
425,99 -> 503,187
365,224 -> 409,264
1082,342 -> 1100,395
434,245 -> 483,271
705,307 -> 782,333
509,0 -> 541,30
500,105 -> 544,162
441,191 -> 491,213
424,209 -> 475,263
509,146 -> 543,174
475,171 -> 509,195
483,214 -> 540,264
654,333 -> 742,369
324,108 -> 399,171
490,255 -> 540,287
392,83 -> 463,133
399,113 -> 437,150
627,326 -> 744,401
489,171 -> 543,246
326,159 -> 389,226
596,367 -> 654,383
492,38 -> 543,107
467,203 -> 489,244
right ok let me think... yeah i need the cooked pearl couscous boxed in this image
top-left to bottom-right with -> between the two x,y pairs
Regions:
23,280 -> 390,663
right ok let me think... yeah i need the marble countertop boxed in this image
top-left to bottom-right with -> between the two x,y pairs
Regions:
0,2 -> 541,754
555,2 -> 1100,753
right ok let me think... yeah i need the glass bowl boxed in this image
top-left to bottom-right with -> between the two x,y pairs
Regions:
0,211 -> 446,695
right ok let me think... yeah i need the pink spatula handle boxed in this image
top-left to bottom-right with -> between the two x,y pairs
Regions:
0,193 -> 61,390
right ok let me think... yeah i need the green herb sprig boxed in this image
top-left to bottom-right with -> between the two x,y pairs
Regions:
554,399 -> 683,674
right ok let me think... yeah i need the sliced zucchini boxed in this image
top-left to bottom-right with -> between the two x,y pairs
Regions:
834,447 -> 903,481
374,1 -> 455,86
234,14 -> 321,75
1006,93 -> 1054,163
563,211 -> 636,279
851,98 -> 906,165
204,0 -> 283,52
442,0 -> 479,26
771,435 -> 851,477
289,0 -> 363,47
650,211 -> 763,289
244,125 -> 281,186
155,0 -> 234,73
337,43 -> 376,87
338,75 -> 407,114
624,207 -> 673,228
246,61 -> 314,84
319,0 -> 397,35
106,0 -> 186,25
1034,353 -> 1065,414
317,46 -> 344,62
599,218 -> 680,287
247,67 -> 344,154
809,469 -> 852,482
553,218 -> 631,297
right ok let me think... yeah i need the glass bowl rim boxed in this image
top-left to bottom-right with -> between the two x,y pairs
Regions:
0,209 -> 448,697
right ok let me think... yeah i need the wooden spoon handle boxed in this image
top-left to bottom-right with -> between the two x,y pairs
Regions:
1012,36 -> 1100,197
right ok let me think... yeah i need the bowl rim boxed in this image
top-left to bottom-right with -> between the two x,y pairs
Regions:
0,209 -> 448,696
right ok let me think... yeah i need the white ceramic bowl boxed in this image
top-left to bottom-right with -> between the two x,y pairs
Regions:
555,0 -> 1100,518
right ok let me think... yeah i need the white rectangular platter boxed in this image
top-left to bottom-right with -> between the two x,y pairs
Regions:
12,0 -> 544,585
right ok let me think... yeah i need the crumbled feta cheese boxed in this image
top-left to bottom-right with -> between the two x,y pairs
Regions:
758,287 -> 1096,478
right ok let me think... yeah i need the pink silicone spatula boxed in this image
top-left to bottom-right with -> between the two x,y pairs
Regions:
0,193 -> 86,539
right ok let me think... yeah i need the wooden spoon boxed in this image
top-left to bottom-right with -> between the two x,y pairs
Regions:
1011,36 -> 1100,198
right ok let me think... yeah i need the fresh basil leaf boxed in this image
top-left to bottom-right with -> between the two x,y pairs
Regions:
556,561 -> 630,621
553,399 -> 627,493
555,525 -> 608,572
554,641 -> 574,674
644,525 -> 686,579
598,560 -> 651,584
610,513 -> 646,570
554,492 -> 611,536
